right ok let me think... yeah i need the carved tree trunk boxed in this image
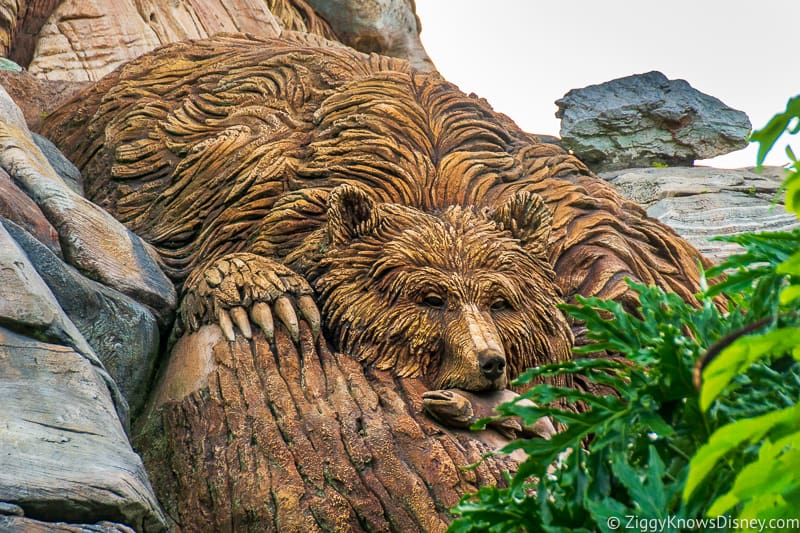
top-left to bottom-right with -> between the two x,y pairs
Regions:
135,322 -> 519,532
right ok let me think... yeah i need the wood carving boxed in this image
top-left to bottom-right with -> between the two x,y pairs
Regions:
41,32 -> 706,530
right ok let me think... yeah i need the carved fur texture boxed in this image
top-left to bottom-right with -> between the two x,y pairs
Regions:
42,33 -> 705,391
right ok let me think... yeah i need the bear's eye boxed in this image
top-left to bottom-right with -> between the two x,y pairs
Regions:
421,294 -> 446,309
490,298 -> 511,312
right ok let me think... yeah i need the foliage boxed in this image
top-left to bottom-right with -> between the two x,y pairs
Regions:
750,95 -> 800,214
684,96 -> 800,526
449,97 -> 800,532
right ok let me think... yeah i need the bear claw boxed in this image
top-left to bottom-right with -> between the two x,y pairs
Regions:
422,388 -> 553,440
218,308 -> 237,341
179,252 -> 321,344
230,307 -> 252,339
297,295 -> 321,339
250,301 -> 274,341
274,296 -> 299,342
422,390 -> 474,427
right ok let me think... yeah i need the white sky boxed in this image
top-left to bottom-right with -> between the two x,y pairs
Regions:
415,0 -> 800,168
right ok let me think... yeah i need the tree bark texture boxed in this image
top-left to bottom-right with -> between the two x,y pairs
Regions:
136,322 -> 519,532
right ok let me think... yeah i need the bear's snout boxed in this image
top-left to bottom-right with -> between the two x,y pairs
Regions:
437,304 -> 509,391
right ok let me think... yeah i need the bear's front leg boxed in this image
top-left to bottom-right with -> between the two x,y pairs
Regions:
176,252 -> 320,342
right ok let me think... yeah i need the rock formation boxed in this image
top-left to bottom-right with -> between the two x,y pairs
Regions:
556,71 -> 751,171
137,323 -> 521,532
36,32 -> 712,529
304,0 -> 435,71
600,166 -> 798,262
0,68 -> 87,128
0,84 -> 172,530
0,0 -> 433,82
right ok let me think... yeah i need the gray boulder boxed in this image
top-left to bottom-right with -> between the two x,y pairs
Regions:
297,0 -> 436,72
0,58 -> 22,72
0,87 -> 176,326
0,327 -> 166,531
556,71 -> 751,171
0,515 -> 135,532
601,166 -> 799,262
0,70 -> 169,530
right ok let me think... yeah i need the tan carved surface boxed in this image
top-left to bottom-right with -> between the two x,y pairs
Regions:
41,33 -> 706,529
20,0 -> 337,81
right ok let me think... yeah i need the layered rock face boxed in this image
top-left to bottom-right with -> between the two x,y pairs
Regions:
553,70 -> 797,264
1,0 -> 434,82
0,68 -> 86,128
0,86 -> 173,531
600,166 -> 798,263
25,0 -> 282,81
304,0 -> 435,71
556,71 -> 751,171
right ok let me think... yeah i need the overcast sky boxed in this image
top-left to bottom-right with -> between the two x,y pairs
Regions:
415,0 -> 799,168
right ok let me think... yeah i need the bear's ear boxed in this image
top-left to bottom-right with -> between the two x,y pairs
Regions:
491,191 -> 552,260
327,184 -> 379,245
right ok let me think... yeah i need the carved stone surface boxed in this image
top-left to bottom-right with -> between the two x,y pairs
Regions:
3,0 -> 434,83
0,86 -> 169,530
0,70 -> 87,129
0,221 -> 109,378
556,71 -> 752,171
0,57 -> 20,70
0,515 -> 136,533
0,83 -> 27,130
0,169 -> 61,255
40,34 -> 711,529
304,0 -> 435,71
42,34 -> 708,396
0,0 -> 61,67
601,166 -> 799,263
5,219 -> 161,419
0,0 -> 20,58
0,326 -> 165,531
31,131 -> 83,194
0,96 -> 176,323
137,323 -> 519,532
0,221 -> 164,528
25,0 -> 283,81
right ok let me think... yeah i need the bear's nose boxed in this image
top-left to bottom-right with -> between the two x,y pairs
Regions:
479,352 -> 506,381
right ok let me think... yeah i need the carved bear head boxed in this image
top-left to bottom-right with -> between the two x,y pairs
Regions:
314,184 -> 574,392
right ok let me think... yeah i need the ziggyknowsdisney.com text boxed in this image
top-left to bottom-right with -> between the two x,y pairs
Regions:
606,515 -> 799,531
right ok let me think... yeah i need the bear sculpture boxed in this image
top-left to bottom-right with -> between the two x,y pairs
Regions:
42,32 -> 704,415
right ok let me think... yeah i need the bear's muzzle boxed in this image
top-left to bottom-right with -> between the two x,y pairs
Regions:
439,304 -> 508,391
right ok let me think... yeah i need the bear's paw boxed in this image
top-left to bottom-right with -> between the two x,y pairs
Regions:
422,389 -> 523,439
422,389 -> 557,440
177,252 -> 319,343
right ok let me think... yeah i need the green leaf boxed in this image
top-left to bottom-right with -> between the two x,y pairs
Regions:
708,441 -> 800,516
608,447 -> 672,525
513,358 -> 629,386
751,95 -> 800,166
780,284 -> 800,305
585,498 -> 629,533
777,247 -> 800,276
700,328 -> 800,411
684,404 -> 800,501
783,170 -> 800,215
